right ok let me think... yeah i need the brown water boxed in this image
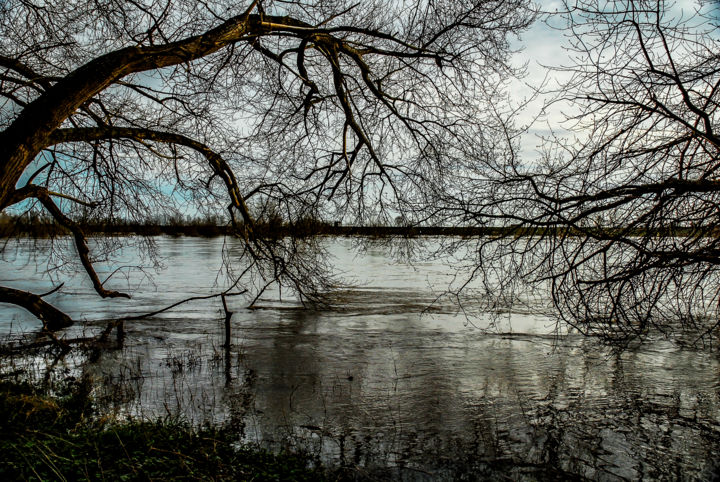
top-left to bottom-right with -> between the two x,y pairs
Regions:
1,236 -> 719,480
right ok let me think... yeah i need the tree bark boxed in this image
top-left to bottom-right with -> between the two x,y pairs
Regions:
0,5 -> 265,209
0,286 -> 74,331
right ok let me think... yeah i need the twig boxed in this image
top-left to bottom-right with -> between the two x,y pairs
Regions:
38,283 -> 64,298
121,290 -> 247,321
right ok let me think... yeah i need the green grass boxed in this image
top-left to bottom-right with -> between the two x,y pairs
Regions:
0,379 -> 326,481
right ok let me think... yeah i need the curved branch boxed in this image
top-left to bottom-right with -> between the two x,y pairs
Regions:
0,2 -> 262,207
15,184 -> 130,299
0,4 -> 463,208
47,126 -> 254,230
0,285 -> 74,331
0,54 -> 56,89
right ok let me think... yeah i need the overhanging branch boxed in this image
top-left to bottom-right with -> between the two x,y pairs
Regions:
16,184 -> 131,300
47,126 -> 255,230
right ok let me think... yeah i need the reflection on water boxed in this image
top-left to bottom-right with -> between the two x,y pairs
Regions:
1,236 -> 719,480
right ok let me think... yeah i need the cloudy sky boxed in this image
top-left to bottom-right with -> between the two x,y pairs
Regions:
510,0 -> 720,159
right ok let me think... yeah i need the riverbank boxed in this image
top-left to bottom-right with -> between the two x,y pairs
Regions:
0,378 -> 328,481
0,216 -> 507,238
1,215 -> 709,239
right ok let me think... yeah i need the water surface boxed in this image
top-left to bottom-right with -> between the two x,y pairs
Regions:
1,236 -> 719,480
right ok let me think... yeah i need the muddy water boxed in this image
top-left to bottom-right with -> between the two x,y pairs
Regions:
1,236 -> 719,480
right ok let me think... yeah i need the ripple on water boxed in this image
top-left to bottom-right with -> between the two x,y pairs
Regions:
2,236 -> 719,479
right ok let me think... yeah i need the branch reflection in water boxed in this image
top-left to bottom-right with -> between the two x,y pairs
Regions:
1,236 -> 719,480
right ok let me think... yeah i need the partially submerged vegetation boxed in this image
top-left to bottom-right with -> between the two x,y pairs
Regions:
0,377 -> 327,481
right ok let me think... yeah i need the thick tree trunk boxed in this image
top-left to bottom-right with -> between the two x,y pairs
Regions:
0,9 -> 270,210
0,286 -> 74,331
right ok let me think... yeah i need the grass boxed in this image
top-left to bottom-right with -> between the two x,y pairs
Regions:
0,378 -> 327,481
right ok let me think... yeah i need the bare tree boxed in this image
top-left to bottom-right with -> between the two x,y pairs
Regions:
443,0 -> 720,344
0,0 -> 534,330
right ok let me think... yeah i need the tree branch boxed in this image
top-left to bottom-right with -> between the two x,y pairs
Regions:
18,185 -> 131,299
0,286 -> 74,331
47,126 -> 255,230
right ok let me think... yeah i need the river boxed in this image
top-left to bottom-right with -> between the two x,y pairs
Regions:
1,236 -> 719,480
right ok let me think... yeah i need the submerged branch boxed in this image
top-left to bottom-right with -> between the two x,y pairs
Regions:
121,289 -> 248,321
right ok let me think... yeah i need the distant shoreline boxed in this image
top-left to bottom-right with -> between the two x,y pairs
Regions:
0,221 -> 709,239
0,221 -> 503,238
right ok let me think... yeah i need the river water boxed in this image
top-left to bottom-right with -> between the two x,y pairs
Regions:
1,236 -> 719,480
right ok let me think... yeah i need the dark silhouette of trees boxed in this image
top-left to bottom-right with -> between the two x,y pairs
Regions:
446,0 -> 720,343
0,0 -> 534,330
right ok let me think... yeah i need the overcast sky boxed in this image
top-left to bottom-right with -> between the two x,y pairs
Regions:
510,0 -> 719,160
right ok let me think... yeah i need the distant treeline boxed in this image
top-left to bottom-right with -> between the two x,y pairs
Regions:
0,214 -> 713,239
0,214 -> 500,238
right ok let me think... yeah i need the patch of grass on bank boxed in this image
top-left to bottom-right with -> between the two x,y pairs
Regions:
0,378 -> 325,481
